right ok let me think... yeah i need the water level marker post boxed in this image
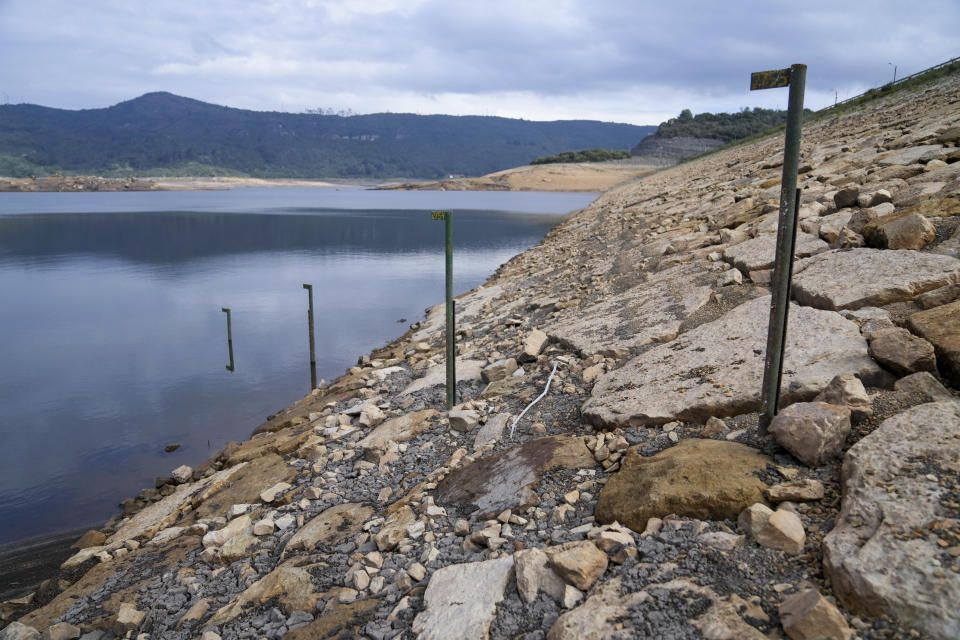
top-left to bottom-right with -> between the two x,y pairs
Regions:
432,210 -> 456,409
221,307 -> 235,372
303,284 -> 317,390
752,63 -> 806,436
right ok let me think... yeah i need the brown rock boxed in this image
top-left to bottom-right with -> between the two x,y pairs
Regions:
41,622 -> 80,640
70,530 -> 106,549
481,358 -> 518,383
701,416 -> 729,437
769,402 -> 851,467
766,479 -> 825,502
863,212 -> 937,250
738,503 -> 774,537
916,283 -> 960,309
833,186 -> 860,209
436,436 -> 596,519
375,505 -> 416,552
283,503 -> 373,556
779,589 -> 853,640
907,300 -> 960,385
114,603 -> 145,633
208,561 -> 320,625
868,327 -> 937,376
893,371 -> 955,402
545,541 -> 609,591
515,548 -> 567,603
521,329 -> 549,362
355,409 -> 438,452
755,509 -> 806,554
595,439 -> 771,532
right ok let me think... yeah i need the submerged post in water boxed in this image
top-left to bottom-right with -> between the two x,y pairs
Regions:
221,307 -> 234,372
303,283 -> 317,390
752,63 -> 807,434
432,210 -> 455,408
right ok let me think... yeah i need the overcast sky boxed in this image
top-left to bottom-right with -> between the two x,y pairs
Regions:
0,0 -> 957,125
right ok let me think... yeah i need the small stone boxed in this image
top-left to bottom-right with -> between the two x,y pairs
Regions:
779,589 -> 853,640
353,568 -> 370,590
769,402 -> 852,467
545,541 -> 609,591
756,509 -> 805,554
274,514 -> 296,530
170,465 -> 193,484
834,185 -> 860,209
562,584 -> 584,609
482,358 -> 518,383
738,503 -> 774,537
226,503 -> 250,520
115,603 -> 146,632
581,364 -> 604,384
766,479 -> 825,502
697,531 -> 744,551
41,622 -> 80,640
260,482 -> 292,503
563,490 -> 580,505
701,416 -> 728,437
200,633 -> 221,640
454,519 -> 470,536
521,329 -> 549,362
338,587 -> 358,603
813,374 -> 872,421
252,519 -> 275,536
717,268 -> 743,287
408,562 -> 427,582
303,486 -> 322,500
358,404 -> 386,428
164,442 -> 181,453
448,410 -> 481,432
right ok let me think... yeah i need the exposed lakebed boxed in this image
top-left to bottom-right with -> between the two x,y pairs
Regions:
0,187 -> 596,546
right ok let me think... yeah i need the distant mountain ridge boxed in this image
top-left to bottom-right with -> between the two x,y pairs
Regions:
0,92 -> 656,179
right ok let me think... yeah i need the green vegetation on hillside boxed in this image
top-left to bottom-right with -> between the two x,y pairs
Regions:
530,148 -> 631,165
0,93 -> 655,179
656,107 -> 794,143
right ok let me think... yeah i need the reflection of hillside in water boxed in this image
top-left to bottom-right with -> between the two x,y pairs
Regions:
0,208 -> 559,266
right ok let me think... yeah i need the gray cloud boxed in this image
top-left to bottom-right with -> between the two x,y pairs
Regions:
0,0 -> 957,124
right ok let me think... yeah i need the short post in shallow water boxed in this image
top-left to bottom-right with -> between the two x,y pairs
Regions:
221,307 -> 235,372
303,283 -> 317,390
432,210 -> 456,408
751,63 -> 806,435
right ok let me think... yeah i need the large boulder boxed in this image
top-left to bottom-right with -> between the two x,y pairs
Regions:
769,402 -> 852,467
723,232 -> 828,273
595,439 -> 771,531
355,409 -> 439,452
823,402 -> 960,640
436,436 -> 596,518
791,249 -> 960,311
907,300 -> 960,385
282,503 -> 374,556
867,327 -> 937,376
863,212 -> 937,250
583,296 -> 883,427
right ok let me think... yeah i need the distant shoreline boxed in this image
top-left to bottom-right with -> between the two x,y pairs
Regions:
0,176 -> 389,193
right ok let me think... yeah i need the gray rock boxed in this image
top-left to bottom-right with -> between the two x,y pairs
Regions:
515,547 -> 567,603
814,374 -> 872,420
874,144 -> 943,166
823,402 -> 960,640
868,327 -> 937,376
738,503 -> 774,537
0,623 -> 40,640
769,402 -> 852,467
473,413 -> 511,449
584,296 -> 882,426
411,556 -> 514,640
481,358 -> 517,383
545,262 -> 713,357
818,210 -> 854,244
893,371 -> 955,402
400,359 -> 485,396
792,248 -> 960,310
170,465 -> 193,484
723,232 -> 828,273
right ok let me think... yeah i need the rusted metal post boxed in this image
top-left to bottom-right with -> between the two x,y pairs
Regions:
221,307 -> 234,372
303,283 -> 317,390
754,63 -> 806,434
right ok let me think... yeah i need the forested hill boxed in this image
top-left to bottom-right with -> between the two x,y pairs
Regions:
630,107 -> 793,160
0,92 -> 655,179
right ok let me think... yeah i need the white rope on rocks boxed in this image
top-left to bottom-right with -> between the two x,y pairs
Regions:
509,361 -> 558,439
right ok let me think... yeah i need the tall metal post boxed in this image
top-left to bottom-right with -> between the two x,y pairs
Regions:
445,211 -> 456,409
756,63 -> 806,435
303,284 -> 317,390
221,307 -> 234,372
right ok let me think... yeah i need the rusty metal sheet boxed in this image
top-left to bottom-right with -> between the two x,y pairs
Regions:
751,68 -> 791,90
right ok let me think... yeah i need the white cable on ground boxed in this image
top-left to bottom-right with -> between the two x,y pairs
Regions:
509,361 -> 558,439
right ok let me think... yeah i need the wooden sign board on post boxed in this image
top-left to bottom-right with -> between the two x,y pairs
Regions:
750,68 -> 792,91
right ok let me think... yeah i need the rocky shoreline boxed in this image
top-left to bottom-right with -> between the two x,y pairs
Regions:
2,75 -> 959,640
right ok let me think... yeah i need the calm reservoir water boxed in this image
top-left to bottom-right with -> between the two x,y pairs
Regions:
0,187 -> 596,545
